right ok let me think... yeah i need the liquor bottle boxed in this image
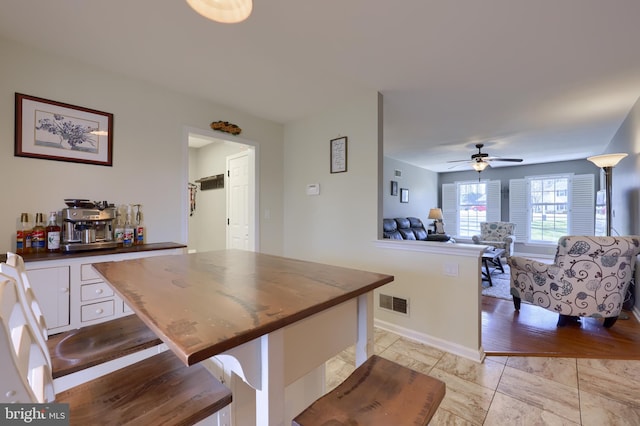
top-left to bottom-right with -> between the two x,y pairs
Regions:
16,213 -> 31,254
46,211 -> 61,252
114,207 -> 124,245
123,206 -> 134,248
134,204 -> 145,245
31,213 -> 46,253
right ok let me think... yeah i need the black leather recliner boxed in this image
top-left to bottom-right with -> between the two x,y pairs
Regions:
383,218 -> 403,239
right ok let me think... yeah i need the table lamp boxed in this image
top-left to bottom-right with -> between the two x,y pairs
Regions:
428,208 -> 444,234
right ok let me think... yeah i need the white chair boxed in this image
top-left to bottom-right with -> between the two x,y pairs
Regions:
0,254 -> 50,366
0,275 -> 56,403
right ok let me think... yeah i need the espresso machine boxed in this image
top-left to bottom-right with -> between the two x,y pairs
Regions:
61,199 -> 118,252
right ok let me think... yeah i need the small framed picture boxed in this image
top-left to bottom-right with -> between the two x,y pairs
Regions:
330,136 -> 347,173
390,180 -> 398,196
400,188 -> 409,203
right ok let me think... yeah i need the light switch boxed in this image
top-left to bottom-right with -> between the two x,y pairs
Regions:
306,183 -> 320,195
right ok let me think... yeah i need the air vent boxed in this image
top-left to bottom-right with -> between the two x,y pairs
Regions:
394,169 -> 402,178
379,294 -> 409,315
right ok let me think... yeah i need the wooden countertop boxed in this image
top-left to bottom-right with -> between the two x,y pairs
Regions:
92,250 -> 394,366
1,242 -> 187,263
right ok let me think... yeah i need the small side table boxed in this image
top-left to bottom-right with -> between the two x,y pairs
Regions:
481,248 -> 505,286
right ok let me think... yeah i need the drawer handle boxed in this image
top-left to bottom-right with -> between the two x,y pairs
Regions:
96,308 -> 104,315
95,289 -> 104,294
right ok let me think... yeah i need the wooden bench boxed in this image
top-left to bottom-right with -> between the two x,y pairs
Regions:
48,314 -> 162,379
292,355 -> 446,426
1,275 -> 233,425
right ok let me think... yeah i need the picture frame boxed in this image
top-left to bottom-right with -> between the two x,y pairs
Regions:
400,188 -> 409,203
330,136 -> 347,173
15,93 -> 114,166
435,221 -> 446,234
390,180 -> 398,196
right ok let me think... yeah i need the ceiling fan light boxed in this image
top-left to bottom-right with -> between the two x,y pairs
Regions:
587,153 -> 628,168
472,161 -> 489,172
186,0 -> 252,23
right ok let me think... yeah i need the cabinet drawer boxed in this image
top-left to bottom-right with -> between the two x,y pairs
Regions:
80,263 -> 102,282
81,300 -> 115,323
81,282 -> 114,301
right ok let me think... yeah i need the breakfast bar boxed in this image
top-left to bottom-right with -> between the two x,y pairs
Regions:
92,250 -> 394,425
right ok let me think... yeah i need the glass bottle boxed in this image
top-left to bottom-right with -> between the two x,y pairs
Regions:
31,213 -> 46,253
114,207 -> 124,246
46,211 -> 61,252
16,213 -> 31,254
123,206 -> 134,248
134,204 -> 145,245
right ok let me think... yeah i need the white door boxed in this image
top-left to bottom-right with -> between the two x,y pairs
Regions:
226,151 -> 254,250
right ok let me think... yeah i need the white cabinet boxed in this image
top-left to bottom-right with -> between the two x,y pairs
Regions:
24,246 -> 185,333
25,266 -> 70,329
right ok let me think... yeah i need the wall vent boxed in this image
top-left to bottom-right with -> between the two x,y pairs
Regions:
379,294 -> 409,315
394,169 -> 402,178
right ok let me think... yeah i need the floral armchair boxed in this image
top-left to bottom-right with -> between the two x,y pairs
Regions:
472,222 -> 516,257
508,235 -> 640,328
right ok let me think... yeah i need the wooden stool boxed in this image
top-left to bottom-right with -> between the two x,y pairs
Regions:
293,355 -> 446,426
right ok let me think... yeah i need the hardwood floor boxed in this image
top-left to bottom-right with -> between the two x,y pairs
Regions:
482,296 -> 640,359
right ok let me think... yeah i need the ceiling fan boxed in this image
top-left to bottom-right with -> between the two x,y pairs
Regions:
447,143 -> 523,173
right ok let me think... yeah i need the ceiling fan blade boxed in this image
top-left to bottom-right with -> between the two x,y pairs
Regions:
488,158 -> 523,162
446,159 -> 473,163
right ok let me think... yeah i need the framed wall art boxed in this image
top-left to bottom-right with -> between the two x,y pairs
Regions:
15,93 -> 114,166
400,188 -> 409,203
390,180 -> 398,196
330,136 -> 347,173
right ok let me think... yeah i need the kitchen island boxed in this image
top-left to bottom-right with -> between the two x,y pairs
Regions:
92,249 -> 394,426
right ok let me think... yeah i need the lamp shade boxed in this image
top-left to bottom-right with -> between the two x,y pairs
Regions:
428,208 -> 443,220
471,161 -> 489,172
587,153 -> 628,168
186,0 -> 252,23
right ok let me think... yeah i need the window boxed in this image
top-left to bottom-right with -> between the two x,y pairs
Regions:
529,176 -> 569,242
442,180 -> 501,238
510,174 -> 594,244
458,182 -> 487,237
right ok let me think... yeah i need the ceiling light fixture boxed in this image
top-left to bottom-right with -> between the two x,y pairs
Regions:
471,161 -> 489,172
186,0 -> 252,24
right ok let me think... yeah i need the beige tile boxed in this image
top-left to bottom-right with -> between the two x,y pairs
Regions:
373,327 -> 400,350
428,368 -> 495,425
484,392 -> 580,426
579,389 -> 640,426
435,352 -> 505,390
379,336 -> 445,365
324,357 -> 354,392
485,355 -> 509,365
377,348 -> 438,375
429,407 -> 476,426
577,359 -> 640,409
506,356 -> 578,388
497,366 -> 581,424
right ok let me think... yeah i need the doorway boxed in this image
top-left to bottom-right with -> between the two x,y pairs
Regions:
185,127 -> 258,253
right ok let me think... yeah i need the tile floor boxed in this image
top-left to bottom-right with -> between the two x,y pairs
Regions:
326,328 -> 640,425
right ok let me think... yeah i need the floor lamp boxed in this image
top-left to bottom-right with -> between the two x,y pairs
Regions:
587,153 -> 628,236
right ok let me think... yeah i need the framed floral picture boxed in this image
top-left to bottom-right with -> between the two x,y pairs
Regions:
15,93 -> 114,166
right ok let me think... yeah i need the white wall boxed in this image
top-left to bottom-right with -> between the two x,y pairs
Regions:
0,36 -> 284,255
284,93 -> 484,360
605,95 -> 640,313
383,157 -> 438,223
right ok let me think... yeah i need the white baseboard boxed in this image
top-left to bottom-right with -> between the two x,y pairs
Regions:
374,318 -> 485,363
